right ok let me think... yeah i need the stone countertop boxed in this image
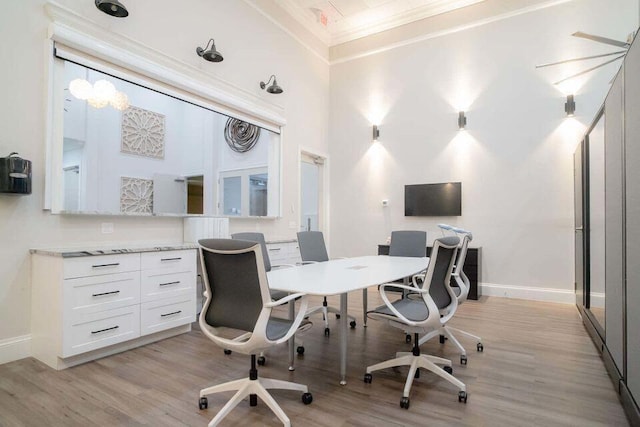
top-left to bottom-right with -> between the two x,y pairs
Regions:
30,243 -> 198,258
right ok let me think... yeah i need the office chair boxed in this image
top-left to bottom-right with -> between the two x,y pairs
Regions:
364,236 -> 467,409
197,239 -> 313,427
231,232 -> 305,357
297,231 -> 357,336
363,230 -> 427,328
418,226 -> 483,364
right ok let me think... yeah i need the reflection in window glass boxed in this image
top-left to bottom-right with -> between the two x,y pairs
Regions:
56,58 -> 281,216
223,176 -> 242,215
250,173 -> 268,216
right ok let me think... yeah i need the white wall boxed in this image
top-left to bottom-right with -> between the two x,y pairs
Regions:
328,0 -> 638,301
0,0 -> 328,362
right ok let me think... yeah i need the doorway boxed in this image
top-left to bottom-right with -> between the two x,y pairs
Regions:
300,152 -> 325,232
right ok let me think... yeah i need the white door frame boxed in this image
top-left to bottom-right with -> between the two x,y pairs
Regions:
298,147 -> 330,245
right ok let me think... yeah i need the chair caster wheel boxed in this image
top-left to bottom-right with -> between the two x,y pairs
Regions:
302,392 -> 313,405
444,366 -> 453,375
414,368 -> 420,379
324,327 -> 330,337
405,334 -> 412,343
400,396 -> 410,409
439,335 -> 446,344
350,320 -> 356,329
223,349 -> 232,355
250,393 -> 258,407
477,343 -> 484,352
297,346 -> 305,355
257,356 -> 266,366
199,397 -> 208,410
458,391 -> 468,403
335,314 -> 340,319
364,373 -> 372,384
460,355 -> 467,365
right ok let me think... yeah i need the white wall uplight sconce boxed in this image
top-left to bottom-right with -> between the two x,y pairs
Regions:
565,94 -> 576,117
458,111 -> 467,130
372,125 -> 380,141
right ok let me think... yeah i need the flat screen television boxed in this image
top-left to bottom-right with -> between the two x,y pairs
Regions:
404,182 -> 462,216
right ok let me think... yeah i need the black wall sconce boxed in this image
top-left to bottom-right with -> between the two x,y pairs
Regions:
95,0 -> 128,17
260,75 -> 283,94
196,39 -> 224,62
565,94 -> 576,116
373,125 -> 380,141
458,111 -> 467,129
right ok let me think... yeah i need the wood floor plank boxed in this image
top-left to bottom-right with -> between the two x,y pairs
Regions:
0,295 -> 629,426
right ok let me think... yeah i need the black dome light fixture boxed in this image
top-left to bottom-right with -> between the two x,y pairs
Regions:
196,39 -> 224,63
95,0 -> 129,18
260,75 -> 283,94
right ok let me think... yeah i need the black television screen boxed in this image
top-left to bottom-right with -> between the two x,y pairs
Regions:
404,182 -> 462,216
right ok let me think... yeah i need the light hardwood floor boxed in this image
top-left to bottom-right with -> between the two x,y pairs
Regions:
0,294 -> 629,427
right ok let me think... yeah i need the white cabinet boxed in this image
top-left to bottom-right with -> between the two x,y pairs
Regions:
31,247 -> 196,370
266,240 -> 301,266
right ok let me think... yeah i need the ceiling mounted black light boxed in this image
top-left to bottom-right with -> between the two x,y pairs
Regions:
95,0 -> 129,18
260,75 -> 283,94
196,39 -> 224,63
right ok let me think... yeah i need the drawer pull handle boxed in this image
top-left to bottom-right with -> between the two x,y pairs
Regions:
161,257 -> 182,262
92,263 -> 120,268
91,325 -> 119,334
92,290 -> 121,297
161,310 -> 182,317
159,281 -> 180,287
269,248 -> 281,251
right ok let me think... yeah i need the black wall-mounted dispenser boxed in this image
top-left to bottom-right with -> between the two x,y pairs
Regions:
0,152 -> 32,195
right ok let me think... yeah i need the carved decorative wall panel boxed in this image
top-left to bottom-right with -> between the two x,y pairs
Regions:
120,177 -> 153,214
121,106 -> 165,159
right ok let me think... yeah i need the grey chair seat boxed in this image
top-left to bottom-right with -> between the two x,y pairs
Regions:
452,286 -> 461,297
367,298 -> 430,322
267,317 -> 312,341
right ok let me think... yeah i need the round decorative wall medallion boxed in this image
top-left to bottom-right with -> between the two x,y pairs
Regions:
224,118 -> 261,153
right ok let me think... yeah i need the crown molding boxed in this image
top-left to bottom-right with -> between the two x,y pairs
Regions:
274,0 -> 486,47
330,0 -> 572,65
45,1 -> 286,127
330,0 -> 486,46
241,0 -> 329,65
274,0 -> 331,46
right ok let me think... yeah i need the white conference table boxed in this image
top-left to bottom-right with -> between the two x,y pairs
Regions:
267,255 -> 428,385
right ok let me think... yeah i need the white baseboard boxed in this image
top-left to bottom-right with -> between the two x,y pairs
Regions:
480,283 -> 575,305
0,334 -> 31,365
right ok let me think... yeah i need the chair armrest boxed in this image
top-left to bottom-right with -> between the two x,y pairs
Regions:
378,286 -> 418,326
271,295 -> 310,345
272,263 -> 295,269
265,292 -> 307,307
380,283 -> 427,294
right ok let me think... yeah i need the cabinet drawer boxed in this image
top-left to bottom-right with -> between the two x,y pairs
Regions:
141,250 -> 196,272
140,297 -> 195,336
62,305 -> 140,357
266,243 -> 289,262
64,272 -> 141,318
141,270 -> 195,302
63,254 -> 140,279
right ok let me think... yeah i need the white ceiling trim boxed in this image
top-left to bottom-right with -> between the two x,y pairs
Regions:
241,0 -> 330,65
330,0 -> 573,65
330,0 -> 487,46
275,0 -> 487,46
273,0 -> 332,46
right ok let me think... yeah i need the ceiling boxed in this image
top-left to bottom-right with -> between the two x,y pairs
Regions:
274,0 -> 487,46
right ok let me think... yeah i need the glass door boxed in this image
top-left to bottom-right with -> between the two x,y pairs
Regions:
300,153 -> 324,232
